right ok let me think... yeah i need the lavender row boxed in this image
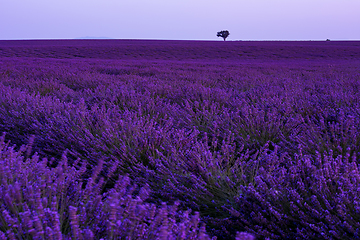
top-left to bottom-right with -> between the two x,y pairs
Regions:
0,134 -> 225,239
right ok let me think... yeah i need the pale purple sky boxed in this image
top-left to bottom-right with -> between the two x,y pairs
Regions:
1,0 -> 359,40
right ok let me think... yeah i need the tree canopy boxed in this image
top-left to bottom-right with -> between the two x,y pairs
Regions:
217,30 -> 230,41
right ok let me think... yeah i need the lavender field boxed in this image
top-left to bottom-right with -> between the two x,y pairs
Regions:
1,39 -> 360,239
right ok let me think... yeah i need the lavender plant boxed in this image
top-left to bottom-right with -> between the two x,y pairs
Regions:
0,134 -> 216,239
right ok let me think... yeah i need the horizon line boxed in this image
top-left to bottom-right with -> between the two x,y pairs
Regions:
1,38 -> 359,41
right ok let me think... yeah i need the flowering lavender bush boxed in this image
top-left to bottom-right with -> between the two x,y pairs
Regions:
0,134 -> 217,239
0,39 -> 360,239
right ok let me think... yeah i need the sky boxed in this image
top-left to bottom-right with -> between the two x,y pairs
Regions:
1,0 -> 359,41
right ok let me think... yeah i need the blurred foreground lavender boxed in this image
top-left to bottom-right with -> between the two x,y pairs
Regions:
0,40 -> 360,239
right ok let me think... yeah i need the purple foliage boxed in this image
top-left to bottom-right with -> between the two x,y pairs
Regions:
0,134 -> 215,239
0,39 -> 359,239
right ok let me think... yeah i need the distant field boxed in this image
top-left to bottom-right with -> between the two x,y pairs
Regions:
1,39 -> 360,61
0,40 -> 360,239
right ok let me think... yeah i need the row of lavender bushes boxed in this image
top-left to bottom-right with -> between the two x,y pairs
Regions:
1,134 -> 253,239
1,57 -> 360,239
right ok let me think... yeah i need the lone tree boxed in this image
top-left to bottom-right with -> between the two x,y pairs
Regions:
217,30 -> 230,41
